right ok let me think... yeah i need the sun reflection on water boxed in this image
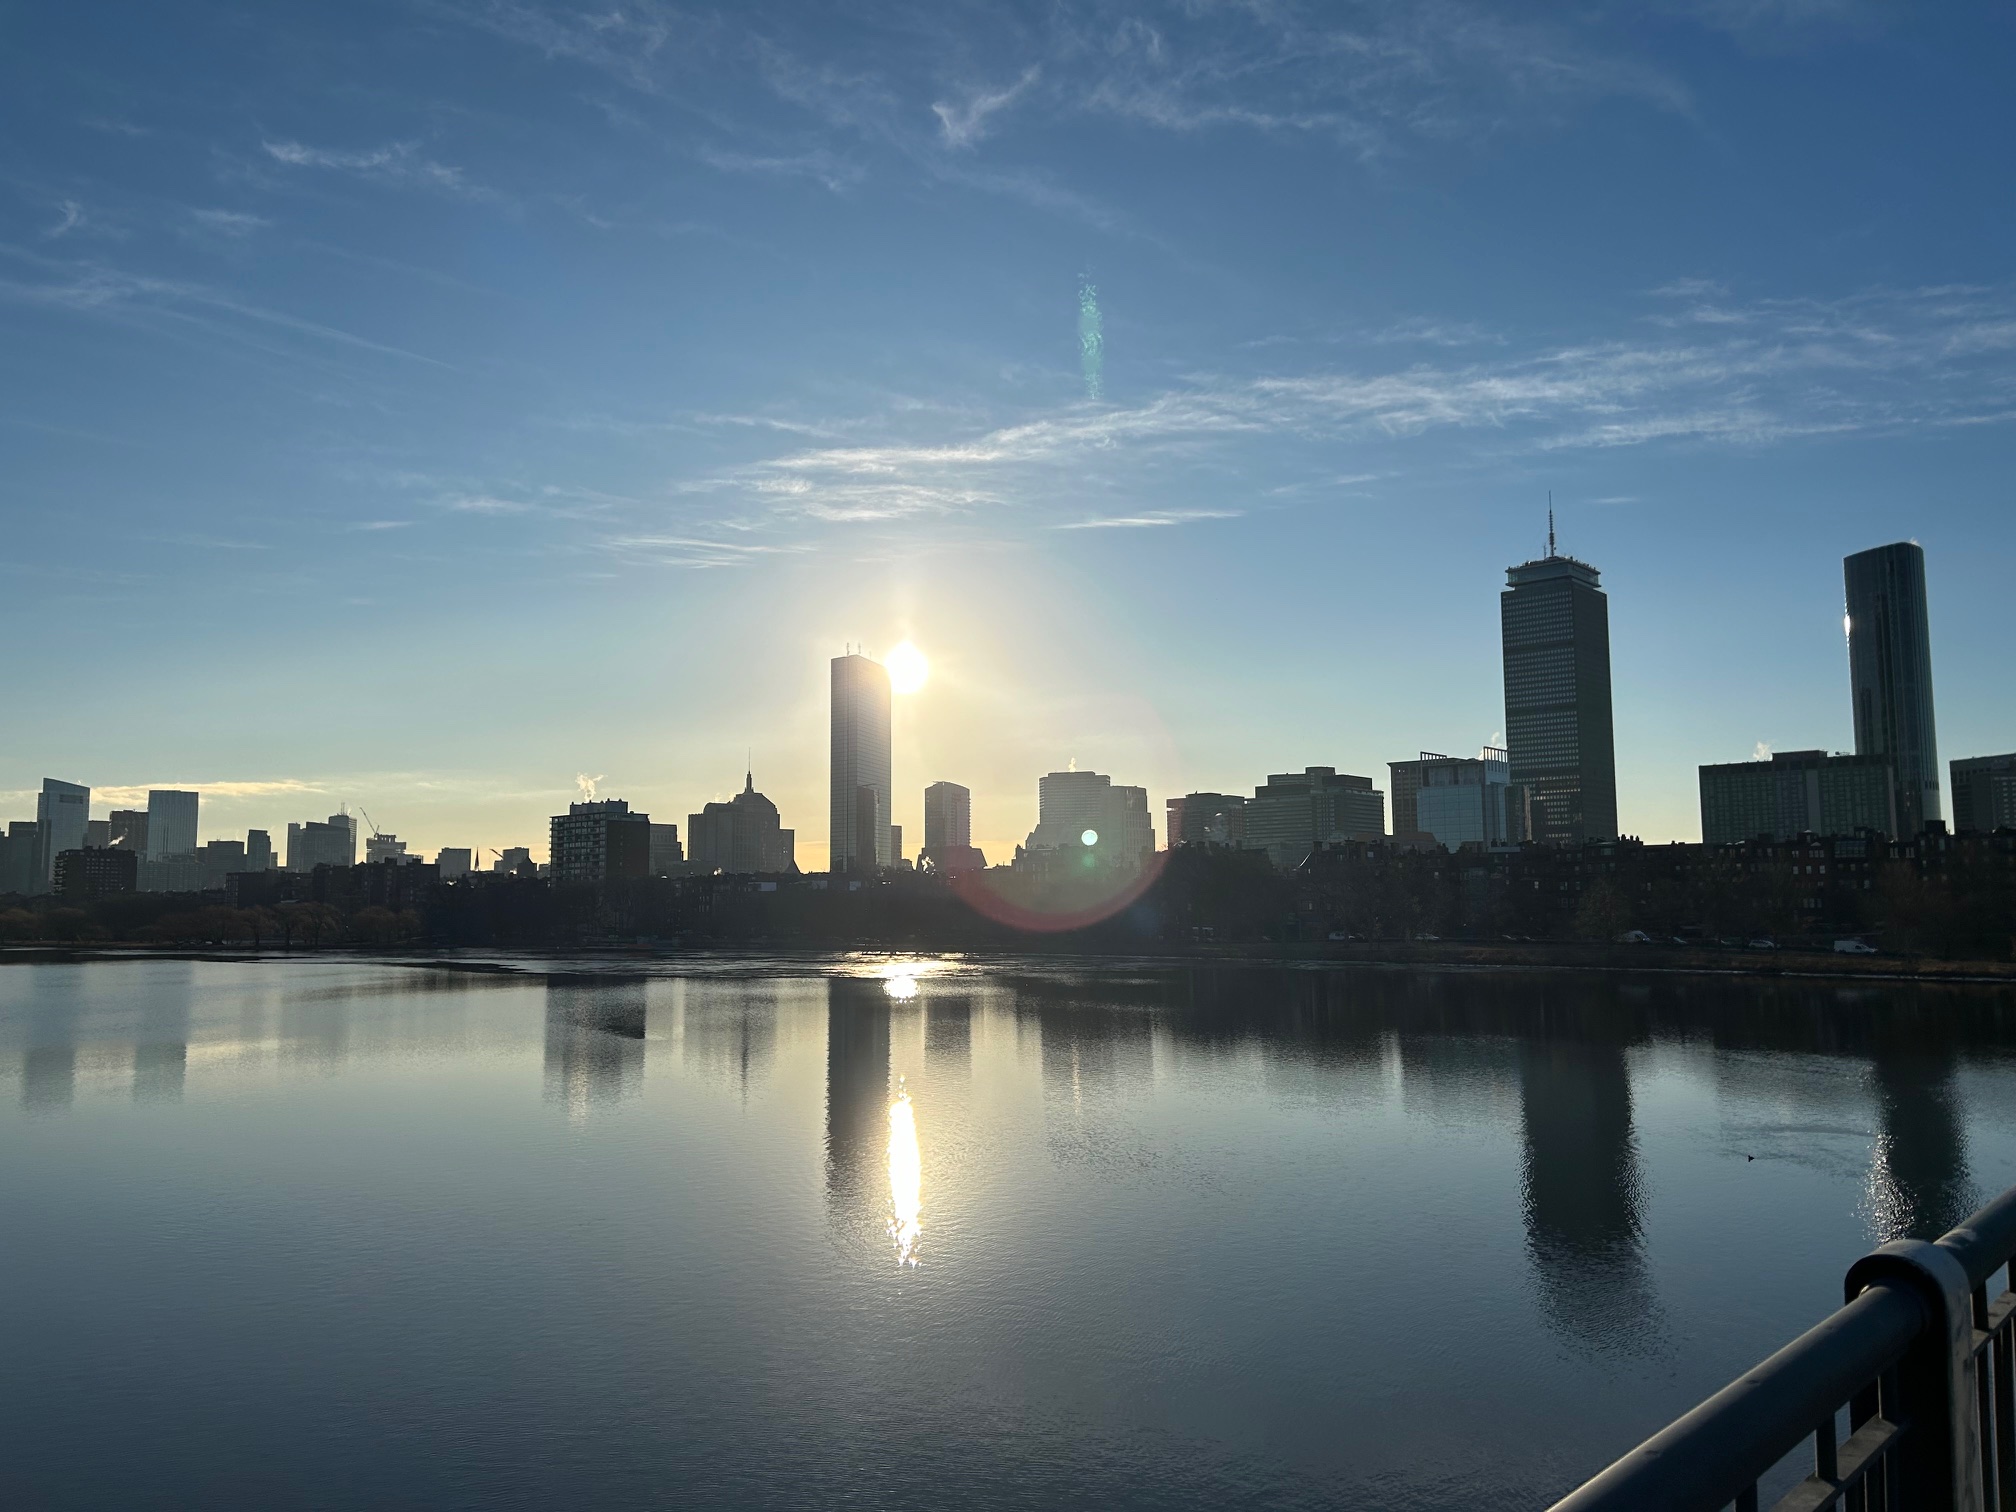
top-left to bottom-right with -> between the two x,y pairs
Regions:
888,1081 -> 922,1266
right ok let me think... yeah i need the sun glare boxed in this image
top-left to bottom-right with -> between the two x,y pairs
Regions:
886,640 -> 930,695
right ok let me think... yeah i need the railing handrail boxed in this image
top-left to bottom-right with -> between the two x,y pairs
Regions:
1548,1182 -> 2016,1512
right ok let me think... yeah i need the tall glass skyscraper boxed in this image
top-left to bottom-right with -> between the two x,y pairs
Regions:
33,778 -> 90,886
1501,537 -> 1618,845
829,652 -> 892,873
1845,541 -> 1941,837
145,789 -> 199,861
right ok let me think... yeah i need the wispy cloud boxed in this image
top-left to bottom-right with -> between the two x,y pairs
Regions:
262,140 -> 499,202
188,207 -> 270,237
43,200 -> 83,239
694,145 -> 863,192
93,779 -> 327,806
350,519 -> 414,531
932,67 -> 1040,148
1057,509 -> 1242,530
596,533 -> 812,569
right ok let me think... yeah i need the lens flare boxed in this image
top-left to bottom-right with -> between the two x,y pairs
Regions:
1080,829 -> 1098,847
883,974 -> 919,1001
886,640 -> 930,695
887,1084 -> 922,1266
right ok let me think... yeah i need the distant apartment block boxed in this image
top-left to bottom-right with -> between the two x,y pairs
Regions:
1166,792 -> 1247,849
1698,749 -> 1896,844
55,846 -> 137,899
1241,768 -> 1384,869
1951,753 -> 2016,834
550,799 -> 653,884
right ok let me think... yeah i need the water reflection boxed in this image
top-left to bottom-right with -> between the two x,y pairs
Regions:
1868,1048 -> 1973,1240
544,976 -> 647,1120
888,1081 -> 922,1266
826,978 -> 891,1219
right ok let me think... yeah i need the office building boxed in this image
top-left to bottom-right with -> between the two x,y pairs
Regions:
1698,750 -> 1896,844
35,779 -> 91,887
84,820 -> 110,849
286,814 -> 356,871
1846,541 -> 1942,836
365,833 -> 410,865
1412,750 -> 1518,851
198,840 -> 247,891
688,773 -> 795,874
145,790 -> 199,862
435,847 -> 473,880
1502,523 -> 1618,844
108,810 -> 148,852
1949,754 -> 2016,834
831,652 -> 892,873
549,799 -> 653,885
137,854 -> 204,893
494,847 -> 534,875
1241,768 -> 1385,868
1166,792 -> 1247,849
0,822 -> 41,895
920,782 -> 986,872
648,824 -> 684,876
55,847 -> 137,899
1017,770 -> 1154,870
246,829 -> 275,872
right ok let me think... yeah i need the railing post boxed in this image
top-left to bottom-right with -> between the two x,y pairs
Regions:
1845,1239 -> 1986,1512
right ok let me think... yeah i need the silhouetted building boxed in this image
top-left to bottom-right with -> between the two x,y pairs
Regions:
55,846 -> 137,898
549,799 -> 652,884
1018,770 -> 1154,871
35,778 -> 90,887
831,652 -> 892,872
246,829 -> 275,872
108,809 -> 148,853
687,772 -> 795,874
648,823 -> 684,875
1698,749 -> 1896,844
145,789 -> 198,862
365,832 -> 410,865
0,822 -> 38,895
198,839 -> 246,891
921,781 -> 986,872
1166,792 -> 1246,848
1846,541 -> 1941,836
494,846 -> 533,875
1950,753 -> 2016,835
84,819 -> 109,849
1502,526 -> 1618,844
433,847 -> 472,880
287,813 -> 356,871
1413,749 -> 1517,850
1242,767 -> 1384,868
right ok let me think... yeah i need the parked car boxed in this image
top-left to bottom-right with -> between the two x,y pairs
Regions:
1618,930 -> 1654,944
1833,938 -> 1879,955
1747,938 -> 1778,950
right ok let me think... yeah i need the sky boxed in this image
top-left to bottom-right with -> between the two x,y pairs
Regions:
2,0 -> 2012,868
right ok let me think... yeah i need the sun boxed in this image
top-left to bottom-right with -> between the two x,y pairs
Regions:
886,640 -> 930,695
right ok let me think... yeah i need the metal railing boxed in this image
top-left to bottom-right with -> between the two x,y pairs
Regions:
1550,1184 -> 2016,1512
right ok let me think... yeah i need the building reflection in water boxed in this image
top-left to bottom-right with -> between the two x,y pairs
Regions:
1867,1047 -> 1972,1241
1519,1025 -> 1661,1358
133,973 -> 191,1104
825,978 -> 891,1233
544,976 -> 647,1120
924,995 -> 972,1064
21,969 -> 85,1111
678,983 -> 780,1101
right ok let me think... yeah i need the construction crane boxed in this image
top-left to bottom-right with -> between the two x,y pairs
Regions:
357,807 -> 383,839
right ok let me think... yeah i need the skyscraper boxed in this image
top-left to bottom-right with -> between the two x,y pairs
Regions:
688,773 -> 795,874
145,790 -> 199,861
923,782 -> 971,853
34,778 -> 90,886
1501,522 -> 1618,845
1845,541 -> 1941,836
830,652 -> 892,873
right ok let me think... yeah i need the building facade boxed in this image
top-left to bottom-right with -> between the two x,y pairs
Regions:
1166,792 -> 1247,849
145,790 -> 199,862
1413,751 -> 1516,851
1241,768 -> 1385,868
55,847 -> 137,899
1845,541 -> 1941,836
1018,770 -> 1155,872
688,773 -> 795,874
246,829 -> 275,872
286,814 -> 357,871
108,810 -> 149,853
648,824 -> 684,876
924,782 -> 971,852
35,778 -> 90,887
435,847 -> 473,880
830,653 -> 892,873
1951,753 -> 2016,834
549,799 -> 654,884
1501,539 -> 1618,845
1698,749 -> 1897,844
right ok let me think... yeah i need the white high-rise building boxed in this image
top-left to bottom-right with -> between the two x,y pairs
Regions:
146,790 -> 199,861
34,778 -> 90,886
830,653 -> 892,873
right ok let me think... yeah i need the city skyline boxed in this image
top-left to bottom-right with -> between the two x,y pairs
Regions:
4,6 -> 2013,865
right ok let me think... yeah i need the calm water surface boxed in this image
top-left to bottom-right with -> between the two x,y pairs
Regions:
4,955 -> 2015,1510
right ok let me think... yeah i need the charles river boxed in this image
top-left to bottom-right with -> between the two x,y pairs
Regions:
4,956 -> 2014,1510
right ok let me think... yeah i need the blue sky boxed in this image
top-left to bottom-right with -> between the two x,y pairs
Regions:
3,1 -> 2011,866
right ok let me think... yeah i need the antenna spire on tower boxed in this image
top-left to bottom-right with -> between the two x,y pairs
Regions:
1548,493 -> 1556,558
